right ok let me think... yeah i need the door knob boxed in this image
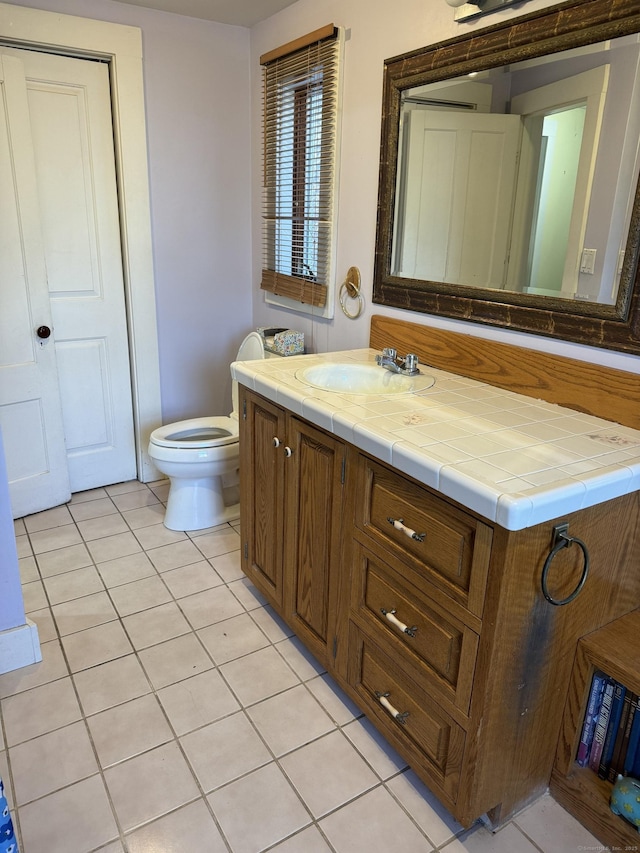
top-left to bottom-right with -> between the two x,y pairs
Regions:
36,325 -> 51,339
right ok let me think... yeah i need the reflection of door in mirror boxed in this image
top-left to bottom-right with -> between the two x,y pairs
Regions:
393,109 -> 521,288
508,66 -> 609,299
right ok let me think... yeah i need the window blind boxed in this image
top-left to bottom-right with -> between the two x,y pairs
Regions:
260,25 -> 341,311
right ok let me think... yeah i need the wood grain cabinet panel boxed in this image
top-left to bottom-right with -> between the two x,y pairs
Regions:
239,386 -> 640,834
354,456 -> 492,616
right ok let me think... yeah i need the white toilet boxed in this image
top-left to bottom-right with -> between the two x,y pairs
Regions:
148,332 -> 272,531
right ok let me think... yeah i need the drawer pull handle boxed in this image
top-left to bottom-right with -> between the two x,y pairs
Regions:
381,608 -> 417,638
273,437 -> 281,447
284,446 -> 293,457
387,517 -> 425,543
375,691 -> 409,725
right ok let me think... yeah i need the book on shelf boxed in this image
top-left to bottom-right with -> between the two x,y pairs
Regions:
589,678 -> 615,773
608,689 -> 636,782
599,681 -> 626,779
625,698 -> 640,776
577,670 -> 607,767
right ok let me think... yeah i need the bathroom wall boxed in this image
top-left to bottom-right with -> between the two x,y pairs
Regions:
3,0 -> 254,422
249,0 -> 640,376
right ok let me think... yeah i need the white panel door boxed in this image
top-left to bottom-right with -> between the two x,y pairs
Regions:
396,110 -> 522,288
6,47 -> 136,495
0,54 -> 71,516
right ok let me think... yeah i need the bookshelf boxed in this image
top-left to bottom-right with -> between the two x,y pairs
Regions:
551,609 -> 640,848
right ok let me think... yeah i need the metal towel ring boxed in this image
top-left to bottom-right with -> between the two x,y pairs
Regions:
541,524 -> 590,606
339,266 -> 364,319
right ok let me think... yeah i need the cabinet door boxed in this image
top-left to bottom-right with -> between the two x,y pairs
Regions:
240,390 -> 286,607
284,417 -> 345,666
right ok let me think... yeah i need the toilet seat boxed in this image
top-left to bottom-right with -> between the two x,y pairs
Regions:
150,416 -> 238,449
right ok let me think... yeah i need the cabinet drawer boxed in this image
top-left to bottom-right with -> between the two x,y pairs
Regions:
347,622 -> 465,804
354,455 -> 492,616
351,543 -> 478,715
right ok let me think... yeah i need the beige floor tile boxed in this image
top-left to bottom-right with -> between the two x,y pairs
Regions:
18,555 -> 39,584
109,574 -> 172,616
198,612 -> 270,664
320,785 -> 432,852
161,561 -> 223,598
133,524 -> 187,550
87,531 -> 142,563
157,669 -> 239,736
18,775 -> 119,853
43,565 -> 105,605
138,633 -> 213,690
192,528 -> 240,559
247,684 -> 335,757
220,645 -> 300,707
29,525 -> 83,554
111,489 -> 160,512
23,505 -> 73,533
21,579 -> 48,613
70,487 -> 109,503
147,480 -> 170,502
88,694 -> 173,768
146,539 -> 204,572
181,711 -> 271,792
2,678 -> 82,746
280,730 -> 377,818
52,591 -> 118,636
125,799 -> 227,853
386,770 -> 462,847
11,721 -> 98,804
104,741 -> 200,832
15,533 -> 33,558
77,513 -> 130,541
208,548 -> 243,582
276,635 -> 326,681
35,543 -> 93,578
0,639 -> 69,699
207,762 -> 311,853
513,792 -> 603,852
13,517 -> 25,536
227,576 -> 268,610
121,503 -> 166,529
343,716 -> 408,779
62,621 -> 133,672
105,480 -> 148,496
68,497 -> 118,522
73,654 -> 151,716
248,604 -> 294,643
28,607 -> 57,643
306,673 -> 362,725
269,825 -> 333,852
122,601 -> 191,649
178,585 -> 244,630
441,822 -> 539,852
96,551 -> 157,588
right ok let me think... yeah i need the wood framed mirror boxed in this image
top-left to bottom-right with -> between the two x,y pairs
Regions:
372,0 -> 640,354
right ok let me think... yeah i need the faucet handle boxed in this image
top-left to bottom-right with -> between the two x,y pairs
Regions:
405,353 -> 419,371
382,347 -> 397,361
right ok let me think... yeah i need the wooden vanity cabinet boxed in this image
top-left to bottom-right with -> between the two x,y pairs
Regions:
239,386 -> 640,830
239,388 -> 346,670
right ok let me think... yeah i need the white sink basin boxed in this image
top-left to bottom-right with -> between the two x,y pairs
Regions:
296,363 -> 435,395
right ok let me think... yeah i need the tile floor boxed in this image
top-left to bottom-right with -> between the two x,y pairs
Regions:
2,480 -> 605,853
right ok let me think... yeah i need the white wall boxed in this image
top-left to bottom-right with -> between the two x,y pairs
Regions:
249,0 -> 640,376
6,0 -> 254,422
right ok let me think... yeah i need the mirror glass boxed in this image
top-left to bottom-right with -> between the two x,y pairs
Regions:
373,0 -> 640,354
392,37 -> 640,305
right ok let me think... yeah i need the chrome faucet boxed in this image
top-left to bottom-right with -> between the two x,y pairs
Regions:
375,347 -> 420,375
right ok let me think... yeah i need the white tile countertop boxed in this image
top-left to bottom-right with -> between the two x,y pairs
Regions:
232,348 -> 640,530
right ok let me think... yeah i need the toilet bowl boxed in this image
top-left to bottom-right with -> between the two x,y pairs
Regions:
148,332 -> 270,531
